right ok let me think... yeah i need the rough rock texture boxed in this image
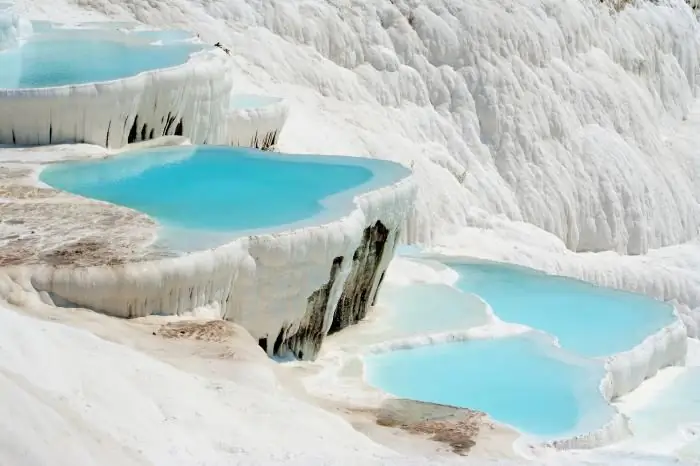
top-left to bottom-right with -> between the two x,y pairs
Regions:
227,95 -> 289,150
246,130 -> 280,151
0,50 -> 231,148
266,256 -> 345,359
0,163 -> 160,267
357,399 -> 487,456
0,149 -> 415,360
329,220 -> 393,335
157,320 -> 238,343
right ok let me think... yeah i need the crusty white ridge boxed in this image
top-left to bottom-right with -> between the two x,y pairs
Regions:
227,94 -> 289,150
0,48 -> 232,148
1,159 -> 415,360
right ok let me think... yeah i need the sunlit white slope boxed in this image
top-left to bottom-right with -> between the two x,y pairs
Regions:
2,302 -> 693,466
18,0 -> 700,254
0,304 -> 410,466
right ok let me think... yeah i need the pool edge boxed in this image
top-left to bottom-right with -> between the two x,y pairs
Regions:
2,155 -> 417,362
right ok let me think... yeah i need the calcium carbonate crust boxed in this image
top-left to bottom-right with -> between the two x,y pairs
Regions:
227,96 -> 289,150
341,290 -> 688,451
0,48 -> 232,148
0,164 -> 415,360
549,315 -> 687,450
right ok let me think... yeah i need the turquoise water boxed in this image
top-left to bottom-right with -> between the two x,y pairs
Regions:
40,146 -> 407,234
0,38 -> 202,88
364,335 -> 613,438
450,262 -> 675,357
375,283 -> 491,337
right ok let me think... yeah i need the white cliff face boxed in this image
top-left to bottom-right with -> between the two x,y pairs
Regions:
0,47 -> 232,148
50,0 -> 700,255
0,149 -> 415,360
227,94 -> 289,149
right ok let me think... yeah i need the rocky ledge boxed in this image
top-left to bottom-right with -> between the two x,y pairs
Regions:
0,146 -> 415,361
0,162 -> 168,267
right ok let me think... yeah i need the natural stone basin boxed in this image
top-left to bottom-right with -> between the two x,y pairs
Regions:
226,94 -> 289,150
0,35 -> 203,89
0,145 -> 416,360
0,17 -> 228,148
364,335 -> 615,441
39,145 -> 410,251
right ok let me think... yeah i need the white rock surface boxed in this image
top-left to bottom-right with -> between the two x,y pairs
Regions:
227,94 -> 289,149
3,0 -> 700,463
1,156 -> 415,359
0,46 -> 232,147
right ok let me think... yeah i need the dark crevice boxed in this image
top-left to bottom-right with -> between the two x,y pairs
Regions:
273,327 -> 285,354
128,115 -> 139,144
246,130 -> 280,151
163,112 -> 176,135
12,130 -> 15,144
281,256 -> 344,360
140,124 -> 148,141
149,128 -> 155,140
105,121 -> 111,147
329,221 -> 390,335
258,337 -> 268,353
174,119 -> 184,136
49,124 -> 52,144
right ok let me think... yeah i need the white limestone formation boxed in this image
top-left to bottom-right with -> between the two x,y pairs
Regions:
0,151 -> 415,360
227,94 -> 289,150
0,47 -> 232,148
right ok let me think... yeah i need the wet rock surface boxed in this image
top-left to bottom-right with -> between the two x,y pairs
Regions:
358,399 -> 487,456
330,220 -> 390,334
0,163 -> 166,267
275,256 -> 344,360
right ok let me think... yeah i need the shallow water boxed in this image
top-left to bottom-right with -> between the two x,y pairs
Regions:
40,146 -> 406,236
450,261 -> 675,357
374,282 -> 491,337
364,335 -> 613,438
0,37 -> 202,88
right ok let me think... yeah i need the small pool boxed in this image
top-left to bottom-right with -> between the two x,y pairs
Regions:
449,261 -> 675,357
0,37 -> 202,88
364,335 -> 613,438
40,146 -> 409,240
373,282 -> 491,338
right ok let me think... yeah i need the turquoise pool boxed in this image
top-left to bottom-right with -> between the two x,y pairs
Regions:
40,146 -> 409,236
364,335 -> 613,438
450,261 -> 675,357
0,36 -> 202,88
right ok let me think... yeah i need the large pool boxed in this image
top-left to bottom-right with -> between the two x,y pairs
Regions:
364,335 -> 613,439
0,36 -> 202,88
450,261 -> 675,357
40,146 -> 409,239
